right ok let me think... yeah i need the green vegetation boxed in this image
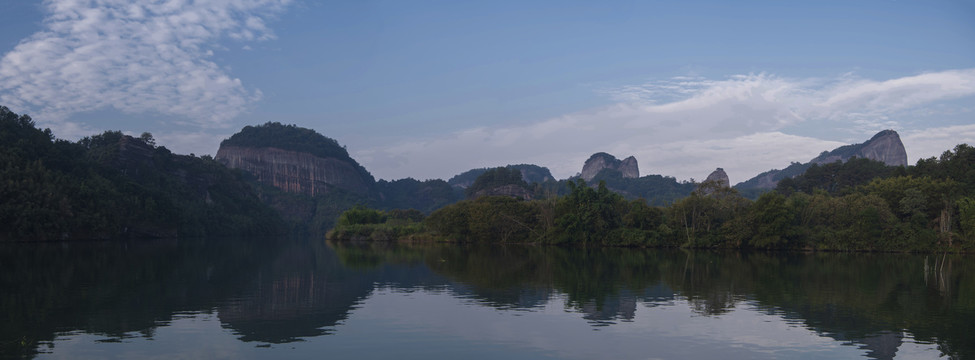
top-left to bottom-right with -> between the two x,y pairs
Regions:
0,106 -> 283,241
332,145 -> 975,252
375,178 -> 461,213
464,166 -> 528,198
327,207 -> 427,241
775,157 -> 904,196
588,169 -> 697,205
7,103 -> 975,252
222,122 -> 352,163
448,164 -> 553,187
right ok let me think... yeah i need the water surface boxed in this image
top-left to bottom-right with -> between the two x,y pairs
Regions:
1,238 -> 972,359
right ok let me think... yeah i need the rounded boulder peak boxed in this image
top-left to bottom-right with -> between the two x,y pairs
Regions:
216,122 -> 375,196
580,152 -> 639,181
859,130 -> 908,167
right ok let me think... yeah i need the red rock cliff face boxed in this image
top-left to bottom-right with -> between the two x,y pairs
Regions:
216,146 -> 372,196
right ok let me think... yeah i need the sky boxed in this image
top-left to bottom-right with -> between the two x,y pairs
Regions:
1,0 -> 974,184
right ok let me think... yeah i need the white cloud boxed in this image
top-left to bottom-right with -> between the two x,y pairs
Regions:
0,0 -> 291,136
153,129 -> 233,157
356,69 -> 975,183
902,124 -> 975,163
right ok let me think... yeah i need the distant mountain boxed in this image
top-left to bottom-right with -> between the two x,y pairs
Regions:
464,167 -> 533,200
736,130 -> 908,190
216,123 -> 462,231
216,122 -> 375,196
448,164 -> 554,188
564,152 -> 691,205
578,152 -> 638,181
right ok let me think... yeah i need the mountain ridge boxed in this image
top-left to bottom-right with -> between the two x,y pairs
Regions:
736,130 -> 908,190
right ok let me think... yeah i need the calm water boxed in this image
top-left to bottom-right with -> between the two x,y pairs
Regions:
2,238 -> 973,359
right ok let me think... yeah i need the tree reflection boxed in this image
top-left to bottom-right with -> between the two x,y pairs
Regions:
2,239 -> 974,359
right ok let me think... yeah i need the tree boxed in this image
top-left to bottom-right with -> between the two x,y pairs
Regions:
139,132 -> 155,147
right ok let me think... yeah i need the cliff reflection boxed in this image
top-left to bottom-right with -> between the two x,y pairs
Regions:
2,239 -> 974,359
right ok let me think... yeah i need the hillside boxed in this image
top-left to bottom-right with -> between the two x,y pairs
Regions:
0,106 -> 284,241
216,123 -> 462,232
736,130 -> 908,191
448,164 -> 554,188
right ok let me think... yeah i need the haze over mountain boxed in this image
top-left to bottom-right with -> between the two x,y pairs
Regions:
0,1 -> 972,184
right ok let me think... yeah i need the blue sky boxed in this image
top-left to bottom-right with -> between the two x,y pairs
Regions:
1,0 -> 974,183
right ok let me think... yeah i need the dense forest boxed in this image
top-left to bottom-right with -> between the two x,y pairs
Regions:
331,146 -> 975,252
0,106 -> 283,241
447,164 -> 554,187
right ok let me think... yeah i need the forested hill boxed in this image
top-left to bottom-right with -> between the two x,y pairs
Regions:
448,164 -> 554,188
0,106 -> 284,241
221,122 -> 352,162
219,122 -> 375,186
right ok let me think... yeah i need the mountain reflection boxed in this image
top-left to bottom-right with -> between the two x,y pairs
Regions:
1,239 -> 973,359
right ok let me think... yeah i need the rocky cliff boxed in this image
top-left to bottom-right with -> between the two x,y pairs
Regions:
736,130 -> 908,190
216,145 -> 373,196
580,153 -> 639,181
698,168 -> 730,195
704,168 -> 730,187
811,129 -> 908,167
215,122 -> 376,197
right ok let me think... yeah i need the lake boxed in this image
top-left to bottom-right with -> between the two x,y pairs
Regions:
2,238 -> 972,359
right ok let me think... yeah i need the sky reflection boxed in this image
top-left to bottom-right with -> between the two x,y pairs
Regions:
37,288 -> 941,360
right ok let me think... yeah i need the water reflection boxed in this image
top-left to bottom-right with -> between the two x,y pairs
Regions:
1,238 -> 972,359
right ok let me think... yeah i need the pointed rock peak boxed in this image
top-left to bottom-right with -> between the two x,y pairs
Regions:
705,168 -> 730,188
698,167 -> 730,195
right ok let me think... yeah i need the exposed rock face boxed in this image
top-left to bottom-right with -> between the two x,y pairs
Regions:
580,153 -> 639,181
704,168 -> 730,188
620,156 -> 639,179
737,130 -> 908,190
812,129 -> 908,167
216,145 -> 372,196
698,168 -> 730,195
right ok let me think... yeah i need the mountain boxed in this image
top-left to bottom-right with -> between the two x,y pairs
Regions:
0,106 -> 283,241
579,153 -> 639,181
703,168 -> 730,188
736,130 -> 908,191
216,123 -> 462,231
216,122 -> 375,196
448,164 -> 554,188
464,167 -> 533,200
809,130 -> 908,166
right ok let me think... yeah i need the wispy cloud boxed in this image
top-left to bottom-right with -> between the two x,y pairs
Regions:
0,0 -> 291,136
356,69 -> 975,183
